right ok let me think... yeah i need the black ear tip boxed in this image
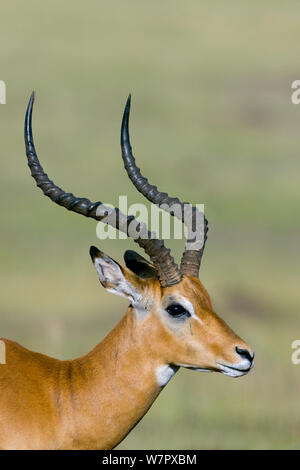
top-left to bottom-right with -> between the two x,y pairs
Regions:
124,250 -> 139,263
89,246 -> 100,261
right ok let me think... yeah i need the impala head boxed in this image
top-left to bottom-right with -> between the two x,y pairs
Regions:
89,246 -> 254,378
24,92 -> 254,380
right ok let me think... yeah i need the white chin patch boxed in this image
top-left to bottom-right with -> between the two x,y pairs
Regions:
218,362 -> 253,378
156,365 -> 179,387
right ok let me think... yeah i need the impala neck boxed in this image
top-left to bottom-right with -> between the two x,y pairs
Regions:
69,306 -> 177,449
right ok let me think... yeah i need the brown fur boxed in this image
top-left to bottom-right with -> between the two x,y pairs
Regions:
0,270 -> 252,449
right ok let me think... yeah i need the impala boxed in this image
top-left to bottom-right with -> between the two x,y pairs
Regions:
0,93 -> 254,450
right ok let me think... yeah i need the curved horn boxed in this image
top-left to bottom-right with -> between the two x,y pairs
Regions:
24,92 -> 181,287
121,95 -> 208,278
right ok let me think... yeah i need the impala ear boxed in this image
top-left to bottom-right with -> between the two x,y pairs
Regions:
89,246 -> 144,303
124,250 -> 158,279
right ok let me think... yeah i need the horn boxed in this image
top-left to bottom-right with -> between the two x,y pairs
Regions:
24,92 -> 181,287
121,95 -> 208,279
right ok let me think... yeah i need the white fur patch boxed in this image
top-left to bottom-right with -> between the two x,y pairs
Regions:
177,297 -> 203,324
217,358 -> 254,378
156,365 -> 178,387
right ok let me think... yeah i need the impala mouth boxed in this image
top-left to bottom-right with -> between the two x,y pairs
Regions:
176,363 -> 214,373
176,361 -> 254,377
186,367 -> 213,373
217,361 -> 254,378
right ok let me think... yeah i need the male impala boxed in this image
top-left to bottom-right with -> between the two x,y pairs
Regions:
0,93 -> 254,450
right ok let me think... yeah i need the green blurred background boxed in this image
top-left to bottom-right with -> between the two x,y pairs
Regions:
0,0 -> 299,449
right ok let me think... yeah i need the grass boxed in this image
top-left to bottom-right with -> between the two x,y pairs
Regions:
0,0 -> 300,449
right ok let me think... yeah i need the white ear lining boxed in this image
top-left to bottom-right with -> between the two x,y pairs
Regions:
93,255 -> 144,309
94,256 -> 122,285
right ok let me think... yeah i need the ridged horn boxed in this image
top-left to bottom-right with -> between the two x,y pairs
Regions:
121,95 -> 208,279
24,92 -> 181,287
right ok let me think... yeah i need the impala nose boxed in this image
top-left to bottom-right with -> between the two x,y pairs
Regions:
235,346 -> 254,364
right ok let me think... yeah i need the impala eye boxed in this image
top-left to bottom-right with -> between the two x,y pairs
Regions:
166,303 -> 191,318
